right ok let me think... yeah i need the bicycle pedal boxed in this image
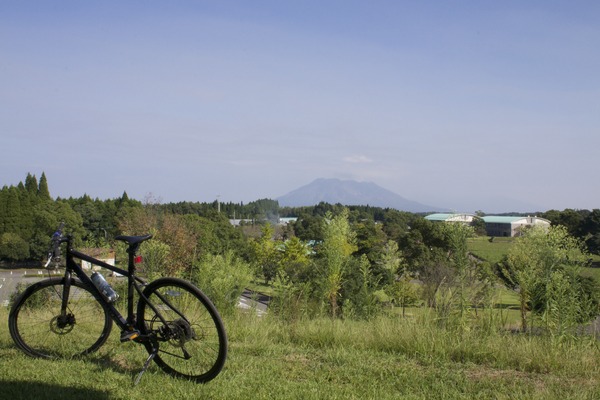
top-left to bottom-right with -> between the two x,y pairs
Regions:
120,330 -> 140,342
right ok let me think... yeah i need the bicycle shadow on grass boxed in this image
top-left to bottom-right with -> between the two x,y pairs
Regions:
85,352 -> 144,378
0,380 -> 109,400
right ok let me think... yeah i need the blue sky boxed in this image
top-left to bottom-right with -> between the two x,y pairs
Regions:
1,1 -> 599,212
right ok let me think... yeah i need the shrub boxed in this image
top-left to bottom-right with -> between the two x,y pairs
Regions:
191,251 -> 253,314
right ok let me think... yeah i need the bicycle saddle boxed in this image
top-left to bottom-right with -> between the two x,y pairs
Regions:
115,234 -> 153,246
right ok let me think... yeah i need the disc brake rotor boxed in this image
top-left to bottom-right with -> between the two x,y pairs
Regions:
49,314 -> 76,334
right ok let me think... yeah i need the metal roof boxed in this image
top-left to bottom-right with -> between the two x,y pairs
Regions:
425,213 -> 475,221
425,213 -> 455,221
481,216 -> 524,224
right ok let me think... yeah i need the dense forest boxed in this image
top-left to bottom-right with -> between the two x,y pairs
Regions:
1,173 -> 598,263
1,173 -> 599,331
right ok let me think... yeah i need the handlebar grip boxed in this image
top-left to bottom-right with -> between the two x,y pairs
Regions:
52,240 -> 61,258
52,222 -> 65,238
47,222 -> 65,263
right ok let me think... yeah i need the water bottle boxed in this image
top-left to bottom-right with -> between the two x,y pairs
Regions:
91,271 -> 119,302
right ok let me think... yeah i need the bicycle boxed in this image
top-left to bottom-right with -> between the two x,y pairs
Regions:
8,223 -> 227,385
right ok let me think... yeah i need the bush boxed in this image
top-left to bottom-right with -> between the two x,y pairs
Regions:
190,251 -> 253,314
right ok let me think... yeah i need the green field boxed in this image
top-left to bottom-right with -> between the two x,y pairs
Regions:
467,236 -> 515,264
2,307 -> 600,399
468,236 -> 600,279
582,262 -> 600,281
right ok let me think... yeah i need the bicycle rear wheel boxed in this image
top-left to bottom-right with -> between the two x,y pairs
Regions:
9,277 -> 113,359
137,277 -> 227,383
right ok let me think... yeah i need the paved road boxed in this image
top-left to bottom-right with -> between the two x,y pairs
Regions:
1,270 -> 269,316
238,293 -> 268,316
0,269 -> 49,307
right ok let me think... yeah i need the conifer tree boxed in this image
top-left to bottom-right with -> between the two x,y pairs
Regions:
25,173 -> 39,204
0,187 -> 7,233
4,186 -> 22,235
38,172 -> 51,201
18,182 -> 34,241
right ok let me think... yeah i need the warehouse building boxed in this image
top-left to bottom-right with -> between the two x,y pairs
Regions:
481,216 -> 550,237
425,213 -> 550,237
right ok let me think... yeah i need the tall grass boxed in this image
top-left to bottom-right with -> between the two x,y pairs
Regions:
259,312 -> 599,376
2,306 -> 599,399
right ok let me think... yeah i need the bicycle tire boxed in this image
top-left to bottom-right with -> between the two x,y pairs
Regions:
9,277 -> 113,359
137,277 -> 227,382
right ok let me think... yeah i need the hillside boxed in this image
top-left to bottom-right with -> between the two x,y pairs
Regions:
277,178 -> 447,213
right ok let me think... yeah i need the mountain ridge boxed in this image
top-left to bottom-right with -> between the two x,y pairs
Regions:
277,178 -> 447,213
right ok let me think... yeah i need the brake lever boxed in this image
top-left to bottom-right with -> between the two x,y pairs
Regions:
44,253 -> 60,270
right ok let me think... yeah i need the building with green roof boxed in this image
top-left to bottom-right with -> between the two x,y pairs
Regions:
424,213 -> 476,223
425,213 -> 551,237
481,216 -> 550,237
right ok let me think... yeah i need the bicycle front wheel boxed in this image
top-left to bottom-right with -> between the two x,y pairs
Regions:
9,277 -> 113,359
137,277 -> 227,383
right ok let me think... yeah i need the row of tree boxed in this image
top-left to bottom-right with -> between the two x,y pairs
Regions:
1,173 -> 599,334
541,208 -> 600,254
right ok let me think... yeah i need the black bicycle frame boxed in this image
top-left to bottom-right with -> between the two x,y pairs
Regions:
61,239 -> 143,331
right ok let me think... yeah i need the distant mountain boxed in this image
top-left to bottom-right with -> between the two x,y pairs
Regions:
277,178 -> 447,213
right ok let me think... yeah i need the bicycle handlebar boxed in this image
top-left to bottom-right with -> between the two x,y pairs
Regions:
45,222 -> 65,268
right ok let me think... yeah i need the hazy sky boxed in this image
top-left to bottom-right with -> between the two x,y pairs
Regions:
1,1 -> 599,212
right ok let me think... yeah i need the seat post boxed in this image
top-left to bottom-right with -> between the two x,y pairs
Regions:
125,243 -> 141,327
126,243 -> 141,272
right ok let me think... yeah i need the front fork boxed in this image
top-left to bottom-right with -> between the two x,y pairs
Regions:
60,270 -> 73,317
53,270 -> 75,329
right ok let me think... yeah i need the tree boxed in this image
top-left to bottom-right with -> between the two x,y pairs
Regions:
29,201 -> 85,260
138,238 -> 171,280
388,276 -> 419,317
501,225 -> 590,333
380,240 -> 403,281
0,187 -> 6,234
158,213 -> 199,276
442,222 -> 475,316
292,212 -> 323,242
245,199 -> 280,224
581,209 -> 600,254
343,254 -> 380,319
586,233 -> 600,255
472,216 -> 487,236
279,236 -> 311,281
543,209 -> 585,237
354,219 -> 387,269
251,223 -> 280,284
381,210 -> 412,242
4,186 -> 22,235
379,240 -> 418,316
24,173 -> 38,198
38,172 -> 51,201
0,232 -> 29,261
319,209 -> 357,318
191,251 -> 253,315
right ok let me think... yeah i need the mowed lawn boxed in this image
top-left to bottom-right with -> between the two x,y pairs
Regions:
468,235 -> 600,279
467,236 -> 515,265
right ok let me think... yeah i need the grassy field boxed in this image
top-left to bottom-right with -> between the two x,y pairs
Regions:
467,236 -> 515,265
1,236 -> 598,399
2,306 -> 600,400
468,236 -> 600,280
